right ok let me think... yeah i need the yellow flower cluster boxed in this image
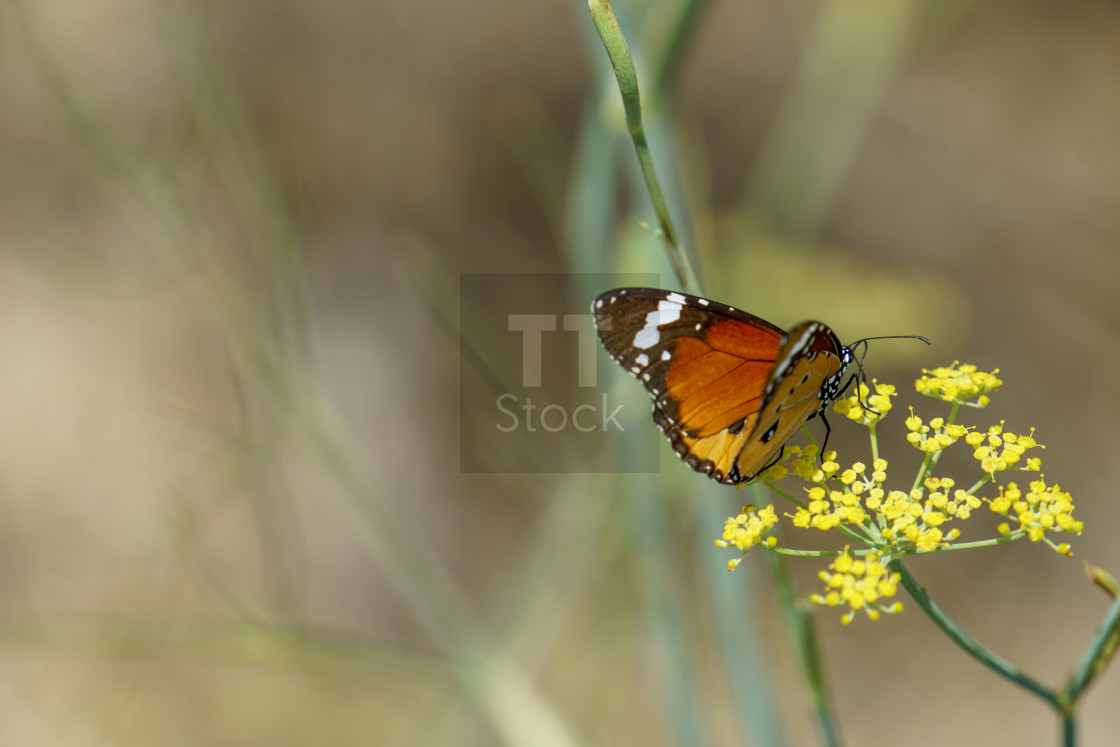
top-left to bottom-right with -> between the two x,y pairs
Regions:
714,361 -> 1081,620
915,362 -> 1002,405
832,381 -> 896,425
790,458 -> 884,530
873,476 -> 980,551
810,549 -> 903,624
761,444 -> 827,483
905,410 -> 968,453
990,478 -> 1082,551
965,422 -> 1043,474
785,459 -> 981,553
716,504 -> 779,570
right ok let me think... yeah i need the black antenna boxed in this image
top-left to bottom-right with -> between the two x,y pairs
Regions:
851,334 -> 932,348
813,334 -> 931,459
847,334 -> 931,411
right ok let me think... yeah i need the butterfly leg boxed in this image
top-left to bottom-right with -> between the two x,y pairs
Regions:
857,372 -> 874,411
758,445 -> 785,476
849,344 -> 879,414
819,412 -> 832,458
840,370 -> 878,415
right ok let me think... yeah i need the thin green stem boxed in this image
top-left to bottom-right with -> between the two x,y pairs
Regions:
1087,565 -> 1119,597
761,481 -> 805,510
925,445 -> 945,474
766,552 -> 840,747
893,561 -> 1061,710
771,546 -> 872,558
588,0 -> 699,292
910,451 -> 933,493
1061,588 -> 1120,704
914,532 -> 1025,552
963,475 -> 992,496
922,401 -> 963,474
774,524 -> 1025,558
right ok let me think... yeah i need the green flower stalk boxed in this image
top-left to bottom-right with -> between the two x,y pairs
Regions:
587,0 -> 700,293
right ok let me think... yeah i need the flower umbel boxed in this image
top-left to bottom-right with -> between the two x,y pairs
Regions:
790,460 -> 883,531
833,380 -> 896,426
717,362 -> 1082,621
715,504 -> 779,570
966,422 -> 1044,475
810,549 -> 903,624
761,444 -> 824,482
905,410 -> 968,454
989,478 -> 1083,551
915,362 -> 1002,406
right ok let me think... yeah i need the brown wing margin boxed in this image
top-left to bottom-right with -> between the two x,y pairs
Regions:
653,406 -> 758,485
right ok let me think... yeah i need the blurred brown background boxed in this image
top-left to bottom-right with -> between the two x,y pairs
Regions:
2,0 -> 1119,744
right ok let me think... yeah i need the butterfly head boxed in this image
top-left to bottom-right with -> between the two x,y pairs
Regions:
767,321 -> 853,411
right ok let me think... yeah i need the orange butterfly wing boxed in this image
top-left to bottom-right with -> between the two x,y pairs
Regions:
593,289 -> 851,485
730,322 -> 849,481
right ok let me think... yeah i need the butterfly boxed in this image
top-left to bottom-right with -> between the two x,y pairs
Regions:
592,288 -> 898,485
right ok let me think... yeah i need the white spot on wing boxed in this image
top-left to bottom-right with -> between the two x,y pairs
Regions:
656,300 -> 682,324
635,353 -> 649,367
596,299 -> 603,309
666,292 -> 686,304
633,300 -> 683,350
661,350 -> 671,361
634,327 -> 659,349
698,298 -> 709,306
